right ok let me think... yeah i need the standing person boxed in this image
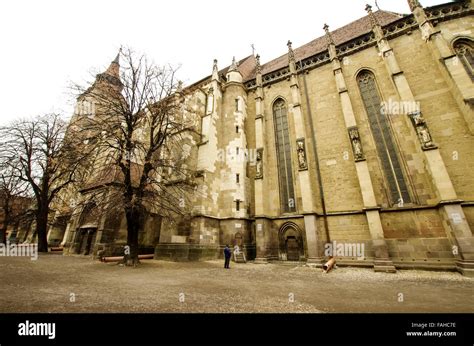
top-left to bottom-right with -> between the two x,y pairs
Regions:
224,245 -> 231,269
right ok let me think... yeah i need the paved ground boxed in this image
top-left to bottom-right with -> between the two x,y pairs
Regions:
0,253 -> 473,313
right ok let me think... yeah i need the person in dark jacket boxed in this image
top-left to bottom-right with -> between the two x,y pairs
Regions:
224,245 -> 231,269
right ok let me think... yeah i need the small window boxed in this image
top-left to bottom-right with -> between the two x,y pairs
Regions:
236,200 -> 240,211
236,173 -> 240,184
235,99 -> 240,112
236,147 -> 239,155
236,125 -> 239,133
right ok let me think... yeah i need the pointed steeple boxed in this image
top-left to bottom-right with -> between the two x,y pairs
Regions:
226,56 -> 242,83
112,48 -> 121,65
95,50 -> 122,90
229,56 -> 238,72
104,48 -> 121,78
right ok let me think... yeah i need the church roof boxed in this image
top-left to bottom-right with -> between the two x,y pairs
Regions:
252,10 -> 404,81
185,9 -> 404,91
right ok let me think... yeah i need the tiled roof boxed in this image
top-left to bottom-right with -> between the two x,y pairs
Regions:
185,10 -> 404,90
254,10 -> 404,80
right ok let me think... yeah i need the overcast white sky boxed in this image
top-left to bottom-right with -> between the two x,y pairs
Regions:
0,0 -> 448,125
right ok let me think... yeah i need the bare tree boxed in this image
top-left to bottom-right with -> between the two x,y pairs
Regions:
75,48 -> 199,265
0,162 -> 31,244
0,113 -> 92,252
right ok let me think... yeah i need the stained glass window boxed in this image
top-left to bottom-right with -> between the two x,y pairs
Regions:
453,39 -> 474,80
273,99 -> 296,212
357,71 -> 411,205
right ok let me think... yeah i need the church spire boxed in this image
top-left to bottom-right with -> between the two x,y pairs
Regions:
112,47 -> 121,65
103,48 -> 121,80
95,49 -> 122,90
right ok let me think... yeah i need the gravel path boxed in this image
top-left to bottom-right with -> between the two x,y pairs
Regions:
0,254 -> 472,313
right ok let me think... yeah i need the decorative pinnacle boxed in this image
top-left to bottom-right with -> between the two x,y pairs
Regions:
229,56 -> 238,71
255,54 -> 261,74
176,80 -> 183,93
365,4 -> 379,27
287,40 -> 295,61
213,59 -> 218,72
323,24 -> 334,45
407,0 -> 422,11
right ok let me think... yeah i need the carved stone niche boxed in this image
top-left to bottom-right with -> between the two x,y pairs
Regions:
206,87 -> 214,115
296,138 -> 308,171
348,126 -> 365,162
408,111 -> 437,150
255,148 -> 263,179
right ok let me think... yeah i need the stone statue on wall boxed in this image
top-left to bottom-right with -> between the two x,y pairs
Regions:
348,126 -> 365,161
206,87 -> 214,115
255,148 -> 263,179
296,139 -> 308,170
409,111 -> 437,150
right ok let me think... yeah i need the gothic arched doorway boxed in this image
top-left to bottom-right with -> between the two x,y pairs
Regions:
234,232 -> 243,247
278,222 -> 304,261
74,203 -> 99,255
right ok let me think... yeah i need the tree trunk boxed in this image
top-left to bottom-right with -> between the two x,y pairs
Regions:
124,207 -> 140,266
36,208 -> 49,252
0,227 -> 6,244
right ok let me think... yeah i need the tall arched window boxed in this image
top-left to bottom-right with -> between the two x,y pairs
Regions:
453,39 -> 474,80
273,99 -> 296,213
357,71 -> 411,206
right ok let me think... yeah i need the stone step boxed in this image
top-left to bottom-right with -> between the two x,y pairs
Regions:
234,253 -> 246,263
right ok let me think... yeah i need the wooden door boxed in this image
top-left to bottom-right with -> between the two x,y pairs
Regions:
286,237 -> 299,261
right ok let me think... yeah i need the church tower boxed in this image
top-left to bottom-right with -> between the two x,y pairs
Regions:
217,56 -> 251,247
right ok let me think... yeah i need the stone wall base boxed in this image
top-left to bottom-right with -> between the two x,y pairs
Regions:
154,243 -> 256,262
